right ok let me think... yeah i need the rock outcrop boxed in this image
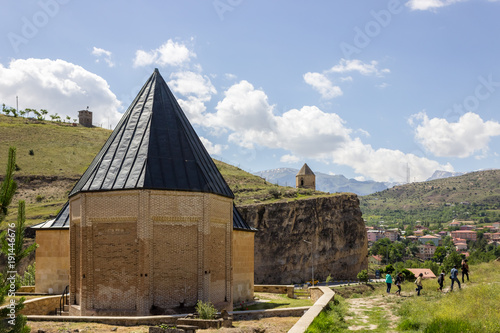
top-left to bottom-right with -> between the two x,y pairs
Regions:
238,194 -> 368,284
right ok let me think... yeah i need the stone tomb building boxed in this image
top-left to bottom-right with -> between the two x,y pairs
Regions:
296,163 -> 315,190
66,69 -> 254,316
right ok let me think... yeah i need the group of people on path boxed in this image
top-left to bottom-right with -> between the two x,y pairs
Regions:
384,259 -> 470,297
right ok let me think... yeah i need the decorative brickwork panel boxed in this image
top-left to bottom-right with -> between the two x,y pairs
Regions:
92,222 -> 138,310
153,223 -> 198,308
86,193 -> 138,218
232,230 -> 254,303
150,192 -> 203,217
208,224 -> 227,302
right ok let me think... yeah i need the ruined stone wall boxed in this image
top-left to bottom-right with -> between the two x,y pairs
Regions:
238,194 -> 368,285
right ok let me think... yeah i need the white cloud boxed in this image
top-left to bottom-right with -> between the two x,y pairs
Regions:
406,0 -> 464,11
207,81 -> 450,182
91,47 -> 114,67
199,137 -> 226,155
328,59 -> 390,76
168,71 -> 216,125
0,58 -> 122,128
133,39 -> 195,67
304,59 -> 389,99
225,73 -> 237,80
303,72 -> 343,99
409,111 -> 500,158
280,154 -> 301,163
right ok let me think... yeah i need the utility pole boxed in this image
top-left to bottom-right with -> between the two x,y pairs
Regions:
303,239 -> 314,286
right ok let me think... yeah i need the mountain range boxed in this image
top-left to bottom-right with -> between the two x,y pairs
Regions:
255,168 -> 470,196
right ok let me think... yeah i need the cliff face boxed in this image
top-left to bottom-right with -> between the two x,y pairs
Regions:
238,194 -> 368,284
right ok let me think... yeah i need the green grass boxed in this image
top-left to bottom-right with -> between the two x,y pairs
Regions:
305,297 -> 349,333
235,293 -> 313,310
397,260 -> 500,332
0,115 -> 111,177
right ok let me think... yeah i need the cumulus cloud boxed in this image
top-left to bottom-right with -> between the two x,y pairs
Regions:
199,137 -> 226,155
168,71 -> 216,125
304,59 -> 389,99
406,0 -> 465,11
409,111 -> 500,158
91,47 -> 114,67
303,72 -> 343,99
207,81 -> 450,182
280,154 -> 301,163
327,59 -> 390,76
0,58 -> 122,128
133,39 -> 195,67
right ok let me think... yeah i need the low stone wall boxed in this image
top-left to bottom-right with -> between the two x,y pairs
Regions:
17,286 -> 35,293
231,307 -> 309,320
0,295 -> 61,316
27,315 -> 181,326
288,286 -> 335,333
254,285 -> 295,298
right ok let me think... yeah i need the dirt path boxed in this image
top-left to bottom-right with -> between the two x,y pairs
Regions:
345,295 -> 399,332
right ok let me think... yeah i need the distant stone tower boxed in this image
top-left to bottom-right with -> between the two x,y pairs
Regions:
296,163 -> 315,190
78,109 -> 92,127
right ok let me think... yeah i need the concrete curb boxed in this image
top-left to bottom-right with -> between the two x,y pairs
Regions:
287,286 -> 335,333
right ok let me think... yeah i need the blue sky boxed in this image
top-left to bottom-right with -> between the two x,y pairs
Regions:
2,0 -> 500,183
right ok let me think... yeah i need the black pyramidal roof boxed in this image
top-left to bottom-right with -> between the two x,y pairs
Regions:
69,69 -> 234,199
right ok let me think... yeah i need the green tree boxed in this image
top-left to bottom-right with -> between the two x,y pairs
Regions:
0,201 -> 37,332
40,109 -> 48,120
432,246 -> 447,263
0,148 -> 17,222
443,250 -> 462,272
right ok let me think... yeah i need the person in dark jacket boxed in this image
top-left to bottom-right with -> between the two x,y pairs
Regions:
395,272 -> 403,296
461,259 -> 469,283
437,270 -> 445,292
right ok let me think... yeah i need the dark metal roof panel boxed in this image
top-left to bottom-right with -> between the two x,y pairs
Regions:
233,205 -> 256,231
31,201 -> 69,229
69,69 -> 233,199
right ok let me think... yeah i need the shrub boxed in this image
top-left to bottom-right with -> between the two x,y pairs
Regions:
195,301 -> 217,319
35,194 -> 44,202
357,269 -> 368,283
268,187 -> 282,199
326,274 -> 333,283
29,149 -> 34,156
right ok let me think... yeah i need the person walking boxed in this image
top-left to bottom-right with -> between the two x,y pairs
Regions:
415,273 -> 423,296
437,270 -> 445,292
461,259 -> 469,283
395,272 -> 403,296
450,265 -> 461,291
385,273 -> 393,294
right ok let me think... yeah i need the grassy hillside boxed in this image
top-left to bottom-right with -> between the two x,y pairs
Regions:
0,115 -> 325,226
360,169 -> 500,224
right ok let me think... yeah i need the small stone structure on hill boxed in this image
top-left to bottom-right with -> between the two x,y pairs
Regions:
78,109 -> 92,127
296,163 -> 315,190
